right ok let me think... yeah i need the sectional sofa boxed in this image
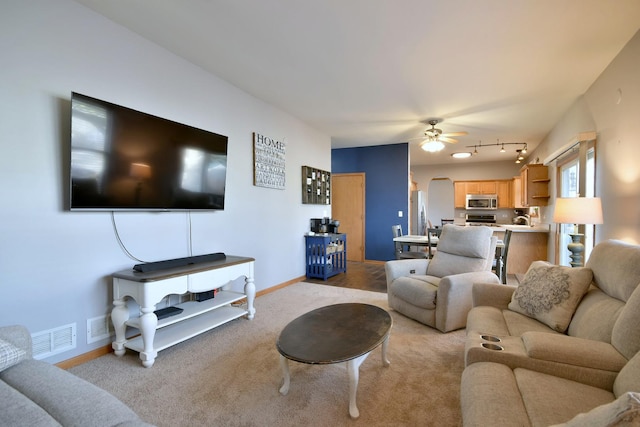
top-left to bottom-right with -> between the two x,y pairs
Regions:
460,239 -> 640,426
0,325 -> 153,427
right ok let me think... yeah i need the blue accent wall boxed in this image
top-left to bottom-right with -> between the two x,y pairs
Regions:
332,143 -> 408,261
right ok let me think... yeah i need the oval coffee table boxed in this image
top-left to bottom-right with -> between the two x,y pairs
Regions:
276,303 -> 392,418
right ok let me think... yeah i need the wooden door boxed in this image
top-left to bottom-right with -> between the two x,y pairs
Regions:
332,173 -> 365,262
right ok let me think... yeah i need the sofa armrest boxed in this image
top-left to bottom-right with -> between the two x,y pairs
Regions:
0,325 -> 32,358
384,259 -> 430,286
522,331 -> 628,372
472,282 -> 516,309
436,271 -> 501,332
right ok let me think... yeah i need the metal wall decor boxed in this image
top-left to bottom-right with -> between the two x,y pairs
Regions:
253,132 -> 286,190
302,165 -> 330,205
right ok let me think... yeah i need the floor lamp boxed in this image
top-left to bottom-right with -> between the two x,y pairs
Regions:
553,197 -> 603,267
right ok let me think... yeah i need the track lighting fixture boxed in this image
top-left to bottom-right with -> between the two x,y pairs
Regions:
465,140 -> 529,163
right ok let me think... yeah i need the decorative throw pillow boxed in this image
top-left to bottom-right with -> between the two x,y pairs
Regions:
0,338 -> 27,372
508,261 -> 593,332
550,392 -> 640,427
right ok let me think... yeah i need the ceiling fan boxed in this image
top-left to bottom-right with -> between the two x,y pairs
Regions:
411,119 -> 468,152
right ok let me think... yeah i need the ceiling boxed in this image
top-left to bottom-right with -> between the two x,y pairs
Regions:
73,0 -> 640,165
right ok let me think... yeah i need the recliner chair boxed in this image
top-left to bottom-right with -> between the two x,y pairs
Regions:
385,224 -> 500,332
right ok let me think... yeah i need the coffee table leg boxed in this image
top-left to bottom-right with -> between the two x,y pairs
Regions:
381,334 -> 391,367
279,355 -> 290,395
347,353 -> 369,419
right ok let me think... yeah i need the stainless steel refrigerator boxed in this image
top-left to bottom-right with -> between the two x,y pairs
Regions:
410,190 -> 426,235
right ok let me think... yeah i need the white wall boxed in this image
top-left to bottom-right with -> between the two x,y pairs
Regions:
0,1 -> 331,362
530,29 -> 640,246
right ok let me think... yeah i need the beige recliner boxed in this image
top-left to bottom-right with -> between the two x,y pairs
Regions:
385,224 -> 499,332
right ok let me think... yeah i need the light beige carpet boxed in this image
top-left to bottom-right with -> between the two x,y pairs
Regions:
70,282 -> 465,426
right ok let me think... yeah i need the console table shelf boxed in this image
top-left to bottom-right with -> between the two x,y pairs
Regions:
125,303 -> 246,354
111,255 -> 255,367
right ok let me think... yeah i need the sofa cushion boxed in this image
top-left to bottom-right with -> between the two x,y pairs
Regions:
389,275 -> 439,309
568,288 -> 624,342
427,225 -> 493,277
551,391 -> 640,427
614,350 -> 640,398
508,261 -> 593,332
0,338 -> 27,372
0,380 -> 60,426
586,239 -> 640,302
460,362 -> 531,426
611,285 -> 640,360
1,359 -> 145,427
514,367 -> 615,426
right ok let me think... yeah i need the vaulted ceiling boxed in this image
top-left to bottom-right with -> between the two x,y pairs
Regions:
74,0 -> 640,164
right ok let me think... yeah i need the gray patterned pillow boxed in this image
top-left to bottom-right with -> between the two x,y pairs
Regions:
508,261 -> 593,332
0,338 -> 27,372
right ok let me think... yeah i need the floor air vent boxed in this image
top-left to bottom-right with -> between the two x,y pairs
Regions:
87,314 -> 114,344
31,323 -> 76,360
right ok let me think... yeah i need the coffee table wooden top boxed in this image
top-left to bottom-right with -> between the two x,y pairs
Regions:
276,303 -> 392,364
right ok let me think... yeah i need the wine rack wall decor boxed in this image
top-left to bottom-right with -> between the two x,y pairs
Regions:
301,166 -> 331,205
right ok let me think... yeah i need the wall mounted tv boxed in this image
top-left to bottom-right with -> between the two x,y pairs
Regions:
70,92 -> 228,211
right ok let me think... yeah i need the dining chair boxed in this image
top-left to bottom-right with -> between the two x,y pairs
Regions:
426,227 -> 442,258
492,229 -> 513,284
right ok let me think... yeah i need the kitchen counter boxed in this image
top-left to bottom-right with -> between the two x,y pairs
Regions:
454,223 -> 550,233
492,224 -> 550,233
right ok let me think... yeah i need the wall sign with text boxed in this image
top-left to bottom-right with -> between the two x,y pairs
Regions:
253,132 -> 286,190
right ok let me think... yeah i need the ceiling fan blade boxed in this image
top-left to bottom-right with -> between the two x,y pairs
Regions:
441,131 -> 468,137
439,136 -> 458,144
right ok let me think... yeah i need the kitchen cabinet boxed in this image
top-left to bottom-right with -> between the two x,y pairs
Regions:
496,180 -> 512,208
454,182 -> 466,208
512,176 -> 524,208
454,180 -> 511,208
520,164 -> 550,207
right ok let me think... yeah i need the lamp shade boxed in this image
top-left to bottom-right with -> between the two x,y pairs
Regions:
553,197 -> 603,225
130,162 -> 152,179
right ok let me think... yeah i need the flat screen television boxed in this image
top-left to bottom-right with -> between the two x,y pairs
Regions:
70,92 -> 228,211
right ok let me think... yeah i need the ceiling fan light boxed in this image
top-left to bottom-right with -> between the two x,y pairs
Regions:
451,152 -> 472,159
421,140 -> 445,152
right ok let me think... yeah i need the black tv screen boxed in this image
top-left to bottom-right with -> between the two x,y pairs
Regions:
70,92 -> 228,211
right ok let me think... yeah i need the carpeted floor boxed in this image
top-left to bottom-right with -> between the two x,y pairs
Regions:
70,282 -> 465,427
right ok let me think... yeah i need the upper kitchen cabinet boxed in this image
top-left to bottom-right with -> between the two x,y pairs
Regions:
496,180 -> 512,208
520,164 -> 550,207
454,180 -> 512,208
512,176 -> 524,208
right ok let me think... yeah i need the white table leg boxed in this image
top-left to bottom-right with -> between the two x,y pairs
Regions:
381,334 -> 391,367
279,355 -> 290,395
111,298 -> 129,357
244,275 -> 256,320
138,307 -> 158,368
346,352 -> 370,419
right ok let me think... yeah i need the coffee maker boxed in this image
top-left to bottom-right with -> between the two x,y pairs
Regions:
310,218 -> 340,234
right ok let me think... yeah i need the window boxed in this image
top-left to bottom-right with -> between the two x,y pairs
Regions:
555,139 -> 596,265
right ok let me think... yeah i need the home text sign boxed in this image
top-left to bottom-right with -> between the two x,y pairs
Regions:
253,132 -> 286,190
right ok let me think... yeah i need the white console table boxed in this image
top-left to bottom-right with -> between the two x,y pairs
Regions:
111,255 -> 255,367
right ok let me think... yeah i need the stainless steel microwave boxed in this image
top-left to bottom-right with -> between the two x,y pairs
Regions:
466,194 -> 498,210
